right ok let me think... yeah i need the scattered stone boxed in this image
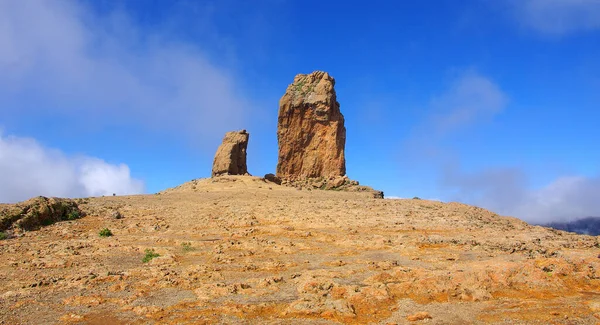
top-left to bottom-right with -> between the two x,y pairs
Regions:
212,130 -> 250,177
278,176 -> 383,198
407,312 -> 432,321
326,176 -> 348,189
372,190 -> 385,199
110,211 -> 123,219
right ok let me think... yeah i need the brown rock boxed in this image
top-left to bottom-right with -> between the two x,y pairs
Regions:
276,71 -> 346,180
326,176 -> 348,189
211,130 -> 249,177
0,196 -> 82,231
372,190 -> 384,199
406,312 -> 432,321
264,173 -> 282,185
110,210 -> 123,219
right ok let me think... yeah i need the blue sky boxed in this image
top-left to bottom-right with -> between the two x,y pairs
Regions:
1,0 -> 599,223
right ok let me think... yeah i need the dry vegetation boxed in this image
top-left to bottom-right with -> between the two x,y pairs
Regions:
1,176 -> 599,324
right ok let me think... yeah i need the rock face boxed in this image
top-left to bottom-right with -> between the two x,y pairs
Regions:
0,196 -> 82,231
276,71 -> 346,180
211,130 -> 249,177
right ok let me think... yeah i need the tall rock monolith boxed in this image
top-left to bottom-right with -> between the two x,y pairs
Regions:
276,71 -> 346,180
212,130 -> 249,177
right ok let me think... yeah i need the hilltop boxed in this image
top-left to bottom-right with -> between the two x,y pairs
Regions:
1,176 -> 599,324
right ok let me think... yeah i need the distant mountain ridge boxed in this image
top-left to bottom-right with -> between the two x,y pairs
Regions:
541,217 -> 600,236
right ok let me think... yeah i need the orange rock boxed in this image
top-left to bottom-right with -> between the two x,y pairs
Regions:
211,130 -> 249,177
407,311 -> 432,321
331,286 -> 348,299
276,71 -> 346,180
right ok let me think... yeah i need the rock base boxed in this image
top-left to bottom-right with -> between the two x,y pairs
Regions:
267,175 -> 384,198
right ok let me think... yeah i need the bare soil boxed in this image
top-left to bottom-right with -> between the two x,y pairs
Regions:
1,176 -> 599,324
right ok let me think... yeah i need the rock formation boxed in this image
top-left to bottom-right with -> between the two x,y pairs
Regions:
211,130 -> 249,177
0,196 -> 82,231
263,173 -> 282,185
276,71 -> 346,180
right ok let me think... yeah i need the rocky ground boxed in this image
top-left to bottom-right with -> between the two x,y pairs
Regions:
1,176 -> 599,324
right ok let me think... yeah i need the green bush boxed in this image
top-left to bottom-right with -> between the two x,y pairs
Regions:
0,232 -> 7,240
99,228 -> 113,237
67,210 -> 80,220
181,242 -> 193,252
412,196 -> 422,200
142,249 -> 160,263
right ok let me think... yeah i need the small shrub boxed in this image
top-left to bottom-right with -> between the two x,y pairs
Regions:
67,210 -> 80,220
412,196 -> 422,200
294,80 -> 306,91
0,232 -> 7,240
181,242 -> 193,252
142,249 -> 160,263
99,228 -> 113,237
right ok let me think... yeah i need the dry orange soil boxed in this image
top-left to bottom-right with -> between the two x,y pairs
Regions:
1,176 -> 599,324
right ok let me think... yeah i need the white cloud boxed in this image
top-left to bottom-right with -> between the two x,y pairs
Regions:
430,71 -> 508,135
414,70 -> 599,224
441,165 -> 528,213
441,165 -> 600,224
510,0 -> 600,35
515,175 -> 600,223
405,70 -> 508,160
0,0 -> 251,143
0,133 -> 144,203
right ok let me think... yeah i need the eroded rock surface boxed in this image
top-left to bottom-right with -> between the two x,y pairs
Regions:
1,177 -> 599,324
281,175 -> 384,198
0,196 -> 82,231
276,71 -> 346,180
212,130 -> 249,177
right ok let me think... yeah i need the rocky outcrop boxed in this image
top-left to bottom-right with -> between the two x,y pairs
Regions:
0,196 -> 82,231
281,176 -> 384,198
276,71 -> 346,180
212,130 -> 249,177
263,173 -> 282,185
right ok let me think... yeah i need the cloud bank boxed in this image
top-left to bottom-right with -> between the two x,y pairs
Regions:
510,0 -> 600,35
0,134 -> 144,203
443,166 -> 600,224
0,0 -> 251,142
420,70 -> 599,224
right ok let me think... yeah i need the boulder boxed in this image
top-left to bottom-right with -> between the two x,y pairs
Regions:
264,173 -> 282,185
326,176 -> 348,189
0,196 -> 82,231
276,71 -> 346,180
212,130 -> 250,177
